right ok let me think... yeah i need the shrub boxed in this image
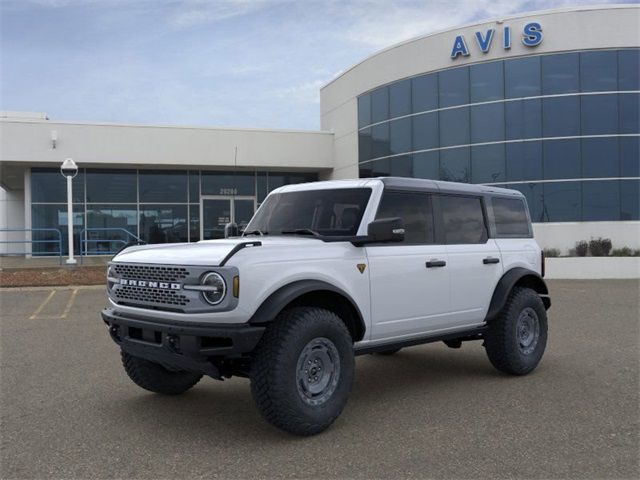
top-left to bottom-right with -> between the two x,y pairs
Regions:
574,241 -> 589,257
634,249 -> 640,257
589,237 -> 612,257
611,247 -> 632,257
543,248 -> 561,257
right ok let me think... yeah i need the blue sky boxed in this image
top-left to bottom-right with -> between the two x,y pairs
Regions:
1,0 -> 633,130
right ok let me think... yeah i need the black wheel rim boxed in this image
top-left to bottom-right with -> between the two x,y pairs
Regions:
296,337 -> 341,406
516,307 -> 540,355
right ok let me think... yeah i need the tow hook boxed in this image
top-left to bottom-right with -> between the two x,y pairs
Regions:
108,325 -> 120,341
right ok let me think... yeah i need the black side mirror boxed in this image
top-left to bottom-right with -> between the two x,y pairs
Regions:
224,222 -> 239,238
351,217 -> 405,246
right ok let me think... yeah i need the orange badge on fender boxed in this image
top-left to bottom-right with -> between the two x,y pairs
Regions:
357,264 -> 366,274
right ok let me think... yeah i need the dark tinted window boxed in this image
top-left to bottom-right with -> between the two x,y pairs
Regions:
439,107 -> 469,147
581,94 -> 618,135
581,50 -> 617,92
358,94 -> 371,128
471,144 -> 505,183
440,195 -> 487,244
139,205 -> 188,243
492,197 -> 531,237
188,171 -> 200,203
86,169 -> 136,203
471,103 -> 504,143
583,181 -> 620,221
505,56 -> 541,98
413,151 -> 439,180
371,87 -> 389,123
440,147 -> 470,183
412,112 -> 439,151
619,93 -> 640,134
506,141 -> 543,182
620,179 -> 640,220
189,204 -> 200,241
582,138 -> 619,178
31,204 -> 84,255
389,117 -> 411,155
470,61 -> 504,102
376,191 -> 434,244
542,182 -> 581,221
412,74 -> 438,113
542,53 -> 579,95
371,123 -> 390,158
544,139 -> 581,180
543,96 -> 580,137
620,137 -> 640,177
439,67 -> 469,107
359,128 -> 373,162
201,171 -> 255,196
505,98 -> 542,140
388,155 -> 412,177
245,188 -> 372,236
31,168 -> 84,203
506,183 -> 543,223
618,49 -> 640,90
389,79 -> 411,118
139,170 -> 187,203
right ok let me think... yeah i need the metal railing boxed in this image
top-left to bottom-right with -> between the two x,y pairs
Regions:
80,228 -> 145,263
0,228 -> 64,264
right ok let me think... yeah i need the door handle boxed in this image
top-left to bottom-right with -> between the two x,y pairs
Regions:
426,260 -> 446,268
483,257 -> 500,264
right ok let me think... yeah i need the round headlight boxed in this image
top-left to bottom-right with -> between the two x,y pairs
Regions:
201,272 -> 226,305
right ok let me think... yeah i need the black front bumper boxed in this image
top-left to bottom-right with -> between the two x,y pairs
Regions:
101,308 -> 265,378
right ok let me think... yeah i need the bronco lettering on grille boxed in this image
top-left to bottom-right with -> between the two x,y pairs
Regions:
119,279 -> 181,290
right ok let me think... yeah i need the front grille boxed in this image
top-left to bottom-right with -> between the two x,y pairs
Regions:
113,264 -> 190,282
115,285 -> 190,307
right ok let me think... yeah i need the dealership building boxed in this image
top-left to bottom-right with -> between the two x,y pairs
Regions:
1,5 -> 638,257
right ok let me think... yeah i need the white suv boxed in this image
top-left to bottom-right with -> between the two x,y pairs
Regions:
102,177 -> 551,435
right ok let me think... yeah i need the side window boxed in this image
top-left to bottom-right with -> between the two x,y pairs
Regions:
440,195 -> 487,244
492,197 -> 532,237
376,191 -> 434,244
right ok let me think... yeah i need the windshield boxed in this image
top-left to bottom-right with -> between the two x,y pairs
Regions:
244,188 -> 372,237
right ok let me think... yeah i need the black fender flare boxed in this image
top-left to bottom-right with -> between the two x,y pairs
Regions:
248,280 -> 366,341
485,268 -> 551,323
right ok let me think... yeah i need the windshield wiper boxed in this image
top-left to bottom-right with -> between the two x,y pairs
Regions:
281,228 -> 321,237
243,230 -> 267,236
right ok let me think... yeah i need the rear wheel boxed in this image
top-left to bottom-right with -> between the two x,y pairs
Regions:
250,307 -> 355,436
484,287 -> 548,375
121,352 -> 202,395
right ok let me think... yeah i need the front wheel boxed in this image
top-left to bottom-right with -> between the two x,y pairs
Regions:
484,287 -> 548,375
250,307 -> 355,436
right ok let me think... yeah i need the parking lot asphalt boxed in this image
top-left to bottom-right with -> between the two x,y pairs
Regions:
1,280 -> 638,479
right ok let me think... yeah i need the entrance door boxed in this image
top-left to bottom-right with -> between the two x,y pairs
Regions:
200,196 -> 256,240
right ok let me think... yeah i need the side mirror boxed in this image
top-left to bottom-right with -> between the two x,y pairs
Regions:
351,217 -> 405,246
224,222 -> 239,238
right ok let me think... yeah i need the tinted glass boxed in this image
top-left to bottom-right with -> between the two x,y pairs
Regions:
189,204 -> 200,241
388,155 -> 412,177
359,128 -> 373,162
506,141 -> 543,182
471,144 -> 505,183
267,173 -> 317,192
389,79 -> 411,118
86,205 -> 137,254
582,138 -> 619,178
492,197 -> 531,237
505,99 -> 542,140
505,56 -> 541,98
31,204 -> 84,255
542,182 -> 581,221
358,94 -> 371,128
86,169 -> 136,203
245,188 -> 372,236
583,181 -> 620,221
256,172 -> 268,203
370,158 -> 390,177
412,112 -> 438,151
440,147 -> 470,183
139,170 -> 187,203
413,151 -> 439,180
471,103 -> 504,143
139,205 -> 188,243
581,50 -> 617,92
543,96 -> 580,137
440,195 -> 487,244
31,168 -> 84,203
371,123 -> 390,159
359,162 -> 374,178
620,179 -> 640,220
201,171 -> 255,196
470,61 -> 504,102
188,171 -> 200,203
542,53 -> 579,95
619,93 -> 640,134
371,87 -> 389,123
412,74 -> 438,113
376,191 -> 434,244
618,49 -> 640,90
439,107 -> 469,147
439,67 -> 469,107
620,137 -> 640,177
544,139 -> 581,180
581,94 -> 618,135
507,183 -> 543,223
389,117 -> 411,155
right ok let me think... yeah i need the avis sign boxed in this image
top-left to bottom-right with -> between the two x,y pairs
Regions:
450,22 -> 543,59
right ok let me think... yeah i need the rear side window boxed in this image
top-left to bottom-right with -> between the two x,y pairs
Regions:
492,197 -> 531,237
376,191 -> 434,244
440,195 -> 487,244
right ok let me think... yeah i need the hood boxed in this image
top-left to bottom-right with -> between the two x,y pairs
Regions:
112,236 -> 321,266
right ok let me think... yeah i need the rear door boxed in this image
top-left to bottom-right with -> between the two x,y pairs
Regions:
366,190 -> 451,341
439,194 -> 503,327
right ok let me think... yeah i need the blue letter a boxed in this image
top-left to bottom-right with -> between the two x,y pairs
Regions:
451,35 -> 469,59
475,29 -> 495,53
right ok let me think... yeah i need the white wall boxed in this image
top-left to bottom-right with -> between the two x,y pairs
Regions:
0,186 -> 25,255
545,257 -> 640,279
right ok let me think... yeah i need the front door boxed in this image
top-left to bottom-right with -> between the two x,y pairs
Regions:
200,196 -> 256,240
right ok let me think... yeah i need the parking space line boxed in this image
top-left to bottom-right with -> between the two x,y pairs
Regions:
29,290 -> 56,319
59,288 -> 78,319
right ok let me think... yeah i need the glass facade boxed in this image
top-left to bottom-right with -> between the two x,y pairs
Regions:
357,49 -> 640,223
30,168 -> 316,255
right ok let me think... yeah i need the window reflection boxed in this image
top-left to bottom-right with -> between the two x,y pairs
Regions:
542,182 -> 581,221
139,170 -> 187,203
139,205 -> 188,244
440,148 -> 470,183
542,53 -> 579,95
583,181 -> 620,221
31,168 -> 84,203
580,50 -> 617,92
471,144 -> 505,183
389,79 -> 411,118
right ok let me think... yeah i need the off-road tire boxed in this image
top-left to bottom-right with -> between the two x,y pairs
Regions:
376,348 -> 401,355
250,307 -> 355,436
121,352 -> 202,395
485,287 -> 548,375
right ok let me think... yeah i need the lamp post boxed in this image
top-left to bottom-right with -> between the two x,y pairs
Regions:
60,158 -> 78,265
